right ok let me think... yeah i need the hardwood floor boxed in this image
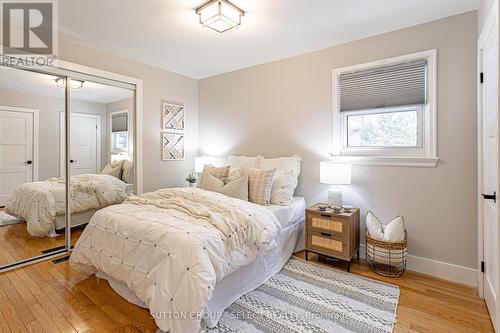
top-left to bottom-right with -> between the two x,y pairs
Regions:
0,219 -> 83,266
0,249 -> 494,332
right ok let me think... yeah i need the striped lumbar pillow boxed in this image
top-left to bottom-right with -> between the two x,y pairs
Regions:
236,166 -> 275,205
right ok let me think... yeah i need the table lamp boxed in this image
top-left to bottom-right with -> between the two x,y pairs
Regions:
320,161 -> 352,208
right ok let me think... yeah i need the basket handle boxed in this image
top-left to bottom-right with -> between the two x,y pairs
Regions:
320,232 -> 332,238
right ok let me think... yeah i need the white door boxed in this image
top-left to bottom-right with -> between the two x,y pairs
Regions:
482,18 -> 499,331
0,109 -> 34,206
60,113 -> 100,176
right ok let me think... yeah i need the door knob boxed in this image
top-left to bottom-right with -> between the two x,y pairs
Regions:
482,192 -> 496,203
70,159 -> 77,163
23,160 -> 32,165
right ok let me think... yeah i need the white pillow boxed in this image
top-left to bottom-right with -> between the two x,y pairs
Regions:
366,211 -> 405,243
260,154 -> 301,177
366,211 -> 385,241
268,170 -> 298,205
228,155 -> 262,173
384,216 -> 405,242
260,155 -> 301,206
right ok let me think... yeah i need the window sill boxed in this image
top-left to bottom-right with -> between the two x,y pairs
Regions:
331,155 -> 439,167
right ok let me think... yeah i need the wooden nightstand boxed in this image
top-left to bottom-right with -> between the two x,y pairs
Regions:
305,204 -> 360,272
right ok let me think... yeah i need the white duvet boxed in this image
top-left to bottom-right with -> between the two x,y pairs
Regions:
6,174 -> 128,237
70,187 -> 282,333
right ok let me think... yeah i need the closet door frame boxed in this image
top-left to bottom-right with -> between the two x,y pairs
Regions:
0,59 -> 143,272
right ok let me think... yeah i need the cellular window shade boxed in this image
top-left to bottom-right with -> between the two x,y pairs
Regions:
339,59 -> 427,112
111,114 -> 128,132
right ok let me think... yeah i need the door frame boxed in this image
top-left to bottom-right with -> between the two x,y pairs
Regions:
59,112 -> 101,177
477,0 -> 498,324
0,105 -> 39,182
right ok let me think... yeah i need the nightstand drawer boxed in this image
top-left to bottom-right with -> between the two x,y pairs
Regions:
307,230 -> 349,260
307,213 -> 349,237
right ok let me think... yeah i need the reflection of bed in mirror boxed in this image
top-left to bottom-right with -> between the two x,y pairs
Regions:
5,160 -> 134,237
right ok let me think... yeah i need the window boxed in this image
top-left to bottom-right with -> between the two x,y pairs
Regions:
112,131 -> 129,151
332,50 -> 438,167
110,110 -> 129,155
345,106 -> 421,148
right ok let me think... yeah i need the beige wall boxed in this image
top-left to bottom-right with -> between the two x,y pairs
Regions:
199,12 -> 478,268
0,90 -> 107,180
59,40 -> 199,192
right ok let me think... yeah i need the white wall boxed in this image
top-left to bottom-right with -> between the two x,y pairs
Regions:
199,12 -> 478,270
59,39 -> 199,192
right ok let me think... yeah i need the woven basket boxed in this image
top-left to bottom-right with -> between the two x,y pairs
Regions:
366,230 -> 408,277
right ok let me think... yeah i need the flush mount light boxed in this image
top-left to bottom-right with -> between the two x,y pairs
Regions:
55,78 -> 84,89
195,0 -> 245,34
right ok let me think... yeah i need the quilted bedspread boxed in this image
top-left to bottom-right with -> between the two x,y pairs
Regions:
69,187 -> 282,333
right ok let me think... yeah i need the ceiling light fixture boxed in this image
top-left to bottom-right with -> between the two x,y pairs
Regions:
195,0 -> 245,34
55,78 -> 84,89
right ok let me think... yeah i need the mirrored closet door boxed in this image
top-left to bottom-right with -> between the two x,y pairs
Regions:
68,78 -> 135,248
0,66 -> 68,268
0,63 -> 137,271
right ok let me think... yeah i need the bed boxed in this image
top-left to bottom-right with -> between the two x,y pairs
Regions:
69,188 -> 305,333
5,174 -> 132,237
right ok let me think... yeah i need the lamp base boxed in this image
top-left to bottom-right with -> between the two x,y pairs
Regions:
327,188 -> 343,207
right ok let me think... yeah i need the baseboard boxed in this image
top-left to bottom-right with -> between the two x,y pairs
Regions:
359,244 -> 478,288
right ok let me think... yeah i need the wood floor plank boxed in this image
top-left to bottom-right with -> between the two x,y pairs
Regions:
33,291 -> 78,333
24,266 -> 90,333
0,273 -> 36,325
0,284 -> 28,333
29,303 -> 62,333
77,277 -> 155,332
24,320 -> 46,333
0,311 -> 13,333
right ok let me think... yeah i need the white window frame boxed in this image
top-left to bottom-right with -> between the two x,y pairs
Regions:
332,49 -> 439,167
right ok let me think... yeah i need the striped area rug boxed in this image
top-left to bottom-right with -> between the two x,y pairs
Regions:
208,256 -> 399,333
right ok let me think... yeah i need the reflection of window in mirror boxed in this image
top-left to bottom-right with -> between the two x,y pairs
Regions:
110,110 -> 129,155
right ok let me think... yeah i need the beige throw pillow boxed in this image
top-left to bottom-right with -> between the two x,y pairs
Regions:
201,173 -> 249,201
199,164 -> 230,185
101,160 -> 124,179
122,160 -> 134,184
235,166 -> 275,205
101,165 -> 122,179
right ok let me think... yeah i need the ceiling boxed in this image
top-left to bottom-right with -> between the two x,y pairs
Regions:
59,0 -> 479,79
0,67 -> 133,104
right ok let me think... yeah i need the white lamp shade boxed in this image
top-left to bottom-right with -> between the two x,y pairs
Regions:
320,161 -> 351,185
195,156 -> 227,173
